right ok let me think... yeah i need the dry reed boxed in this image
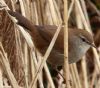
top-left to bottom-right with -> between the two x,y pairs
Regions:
0,0 -> 99,88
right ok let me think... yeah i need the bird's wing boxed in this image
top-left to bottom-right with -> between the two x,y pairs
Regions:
8,10 -> 64,51
34,25 -> 57,42
35,25 -> 64,51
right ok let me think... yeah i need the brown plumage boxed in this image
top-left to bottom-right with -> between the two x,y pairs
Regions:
8,10 -> 94,68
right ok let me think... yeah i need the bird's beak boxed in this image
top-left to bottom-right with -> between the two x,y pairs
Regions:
90,43 -> 99,52
86,41 -> 96,48
90,43 -> 97,48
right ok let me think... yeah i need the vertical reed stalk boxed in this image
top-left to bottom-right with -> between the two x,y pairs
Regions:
63,0 -> 70,88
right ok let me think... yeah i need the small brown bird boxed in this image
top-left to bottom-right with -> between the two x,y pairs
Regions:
8,10 -> 95,68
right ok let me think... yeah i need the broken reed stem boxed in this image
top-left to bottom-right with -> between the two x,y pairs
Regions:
63,0 -> 70,88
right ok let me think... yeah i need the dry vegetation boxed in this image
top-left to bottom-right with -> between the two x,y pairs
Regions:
0,0 -> 100,88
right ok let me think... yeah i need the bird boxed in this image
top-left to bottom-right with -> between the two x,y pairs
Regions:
8,10 -> 95,69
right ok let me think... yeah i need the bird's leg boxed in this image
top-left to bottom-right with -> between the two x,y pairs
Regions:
55,68 -> 66,84
48,63 -> 66,83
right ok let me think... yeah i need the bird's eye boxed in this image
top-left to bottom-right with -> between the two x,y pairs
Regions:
79,35 -> 86,42
79,35 -> 92,45
81,37 -> 86,42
